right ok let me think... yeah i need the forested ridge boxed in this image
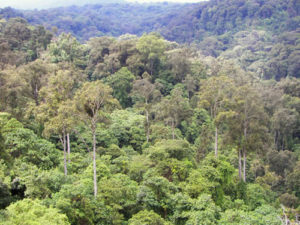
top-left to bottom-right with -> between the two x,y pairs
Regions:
0,0 -> 300,224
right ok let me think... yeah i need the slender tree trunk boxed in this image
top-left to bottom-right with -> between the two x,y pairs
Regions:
214,126 -> 218,157
243,124 -> 247,182
60,133 -> 67,176
67,133 -> 71,163
238,149 -> 242,181
146,109 -> 149,142
92,127 -> 97,198
34,83 -> 39,106
243,150 -> 246,182
172,119 -> 175,140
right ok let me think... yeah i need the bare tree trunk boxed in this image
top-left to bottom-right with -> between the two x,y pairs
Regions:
238,149 -> 242,181
60,133 -> 67,176
146,109 -> 149,142
92,127 -> 97,198
172,119 -> 175,140
243,124 -> 247,182
214,126 -> 218,157
67,133 -> 71,163
243,150 -> 246,182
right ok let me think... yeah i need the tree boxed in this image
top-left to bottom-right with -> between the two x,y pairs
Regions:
1,199 -> 70,225
129,210 -> 170,225
183,74 -> 197,99
19,60 -> 52,106
1,115 -> 60,170
185,194 -> 220,225
154,87 -> 191,139
226,84 -> 269,182
109,109 -> 146,151
137,33 -> 166,77
48,33 -> 88,69
104,67 -> 135,108
35,68 -> 83,174
131,72 -> 160,142
198,75 -> 235,157
74,80 -> 118,197
166,48 -> 191,83
0,67 -> 27,119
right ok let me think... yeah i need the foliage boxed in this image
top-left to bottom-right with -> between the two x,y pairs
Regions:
1,199 -> 70,225
0,5 -> 299,224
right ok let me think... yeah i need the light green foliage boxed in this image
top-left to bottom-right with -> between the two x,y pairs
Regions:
51,180 -> 96,225
137,175 -> 177,216
146,139 -> 193,162
1,199 -> 70,225
15,163 -> 66,199
185,154 -> 234,205
185,194 -> 220,225
0,160 -> 11,208
1,117 -> 59,169
245,183 -> 275,210
48,33 -> 87,69
149,123 -> 177,142
154,87 -> 191,139
137,33 -> 167,76
98,174 -> 138,217
128,155 -> 152,182
219,205 -> 281,225
81,159 -> 111,188
109,109 -> 146,151
74,80 -> 119,123
129,210 -> 170,225
145,140 -> 194,182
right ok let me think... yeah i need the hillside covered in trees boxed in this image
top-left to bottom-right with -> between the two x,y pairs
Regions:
1,0 -> 299,82
0,0 -> 300,224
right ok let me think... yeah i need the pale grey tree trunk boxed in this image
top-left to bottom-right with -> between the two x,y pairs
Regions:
92,127 -> 97,198
215,127 -> 218,157
243,150 -> 246,182
238,149 -> 242,181
172,119 -> 175,140
146,109 -> 149,142
67,133 -> 71,163
60,133 -> 67,176
243,125 -> 247,182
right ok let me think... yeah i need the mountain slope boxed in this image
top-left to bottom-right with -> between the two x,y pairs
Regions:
0,0 -> 299,80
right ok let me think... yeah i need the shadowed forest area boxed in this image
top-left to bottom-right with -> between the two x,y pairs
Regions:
0,0 -> 299,224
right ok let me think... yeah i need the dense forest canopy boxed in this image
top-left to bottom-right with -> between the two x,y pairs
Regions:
0,0 -> 299,224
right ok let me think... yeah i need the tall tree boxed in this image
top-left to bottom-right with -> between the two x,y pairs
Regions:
155,87 -> 191,139
131,72 -> 160,142
74,81 -> 118,197
198,75 -> 234,157
226,84 -> 269,182
35,69 -> 81,175
20,59 -> 53,106
137,33 -> 166,77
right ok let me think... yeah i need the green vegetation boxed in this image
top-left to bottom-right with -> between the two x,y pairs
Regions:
0,0 -> 299,224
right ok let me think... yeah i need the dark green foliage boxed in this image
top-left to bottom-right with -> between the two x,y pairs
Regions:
104,67 -> 135,108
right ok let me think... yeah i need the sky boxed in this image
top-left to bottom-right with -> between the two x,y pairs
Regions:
0,0 -> 207,10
